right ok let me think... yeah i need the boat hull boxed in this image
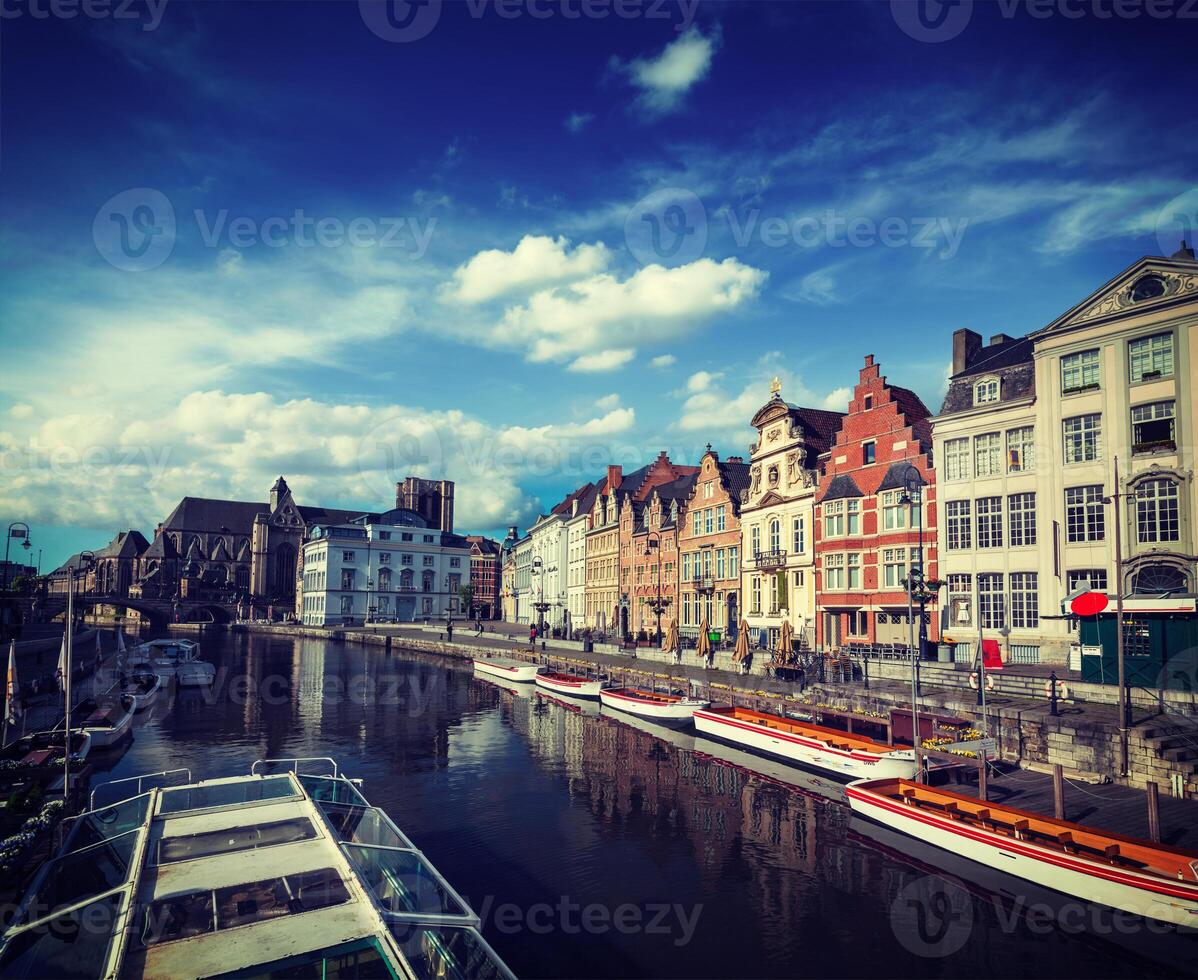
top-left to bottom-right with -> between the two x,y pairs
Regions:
847,780 -> 1198,928
694,709 -> 919,781
473,658 -> 539,682
176,662 -> 217,687
122,676 -> 161,710
599,688 -> 708,726
83,711 -> 133,749
535,672 -> 602,699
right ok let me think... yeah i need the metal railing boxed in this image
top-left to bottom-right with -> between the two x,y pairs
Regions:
90,767 -> 192,809
753,549 -> 788,569
251,756 -> 338,778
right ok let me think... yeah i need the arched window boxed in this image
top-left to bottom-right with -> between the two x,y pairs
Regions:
401,569 -> 413,590
769,519 -> 781,553
1131,561 -> 1188,596
378,567 -> 392,591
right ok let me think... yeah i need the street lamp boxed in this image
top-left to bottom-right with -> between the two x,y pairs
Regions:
367,577 -> 375,626
1102,456 -> 1136,778
3,521 -> 32,593
644,531 -> 672,647
531,556 -> 549,634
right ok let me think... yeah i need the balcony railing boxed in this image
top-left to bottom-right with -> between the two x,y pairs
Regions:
690,576 -> 715,592
753,549 -> 788,569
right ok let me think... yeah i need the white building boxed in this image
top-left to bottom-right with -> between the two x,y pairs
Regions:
526,506 -> 567,632
299,509 -> 470,626
563,484 -> 598,638
511,535 -> 533,625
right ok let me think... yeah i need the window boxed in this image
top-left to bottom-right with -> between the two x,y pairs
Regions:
1007,427 -> 1035,473
824,553 -> 845,590
683,553 -> 693,581
377,552 -> 391,565
1129,332 -> 1174,383
864,394 -> 873,409
401,532 -> 413,542
974,378 -> 999,404
847,553 -> 862,590
704,508 -> 714,535
401,554 -> 413,565
881,490 -> 907,530
768,519 -> 781,552
793,569 -> 804,589
1008,493 -> 1036,547
974,433 -> 1002,478
343,551 -> 355,562
1136,478 -> 1180,543
1063,414 -> 1102,463
945,438 -> 970,482
341,569 -> 355,591
750,525 -> 761,556
449,557 -> 461,568
682,593 -> 692,626
846,500 -> 860,535
792,516 -> 805,553
947,573 -> 971,595
1131,401 -> 1176,453
751,576 -> 762,613
863,441 -> 876,465
1067,569 -> 1108,593
422,555 -> 434,567
729,547 -> 738,577
340,595 -> 353,615
978,573 -> 1005,629
1010,573 -> 1039,629
1065,485 -> 1105,542
716,505 -> 726,532
976,496 -> 1003,549
946,500 -> 971,550
823,501 -> 842,537
716,549 -> 726,579
1061,349 -> 1100,393
882,547 -> 907,589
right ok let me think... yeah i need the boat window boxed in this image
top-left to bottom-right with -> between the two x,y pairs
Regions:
299,774 -> 369,807
0,892 -> 124,980
66,794 -> 151,852
319,804 -> 413,850
141,869 -> 349,948
156,817 -> 319,865
160,775 -> 296,815
15,830 -> 139,927
343,845 -> 469,918
386,923 -> 511,980
210,937 -> 399,979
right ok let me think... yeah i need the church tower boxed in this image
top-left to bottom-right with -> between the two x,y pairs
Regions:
396,477 -> 455,532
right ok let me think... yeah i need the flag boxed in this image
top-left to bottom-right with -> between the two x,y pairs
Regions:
981,638 -> 1003,671
57,634 -> 68,692
4,641 -> 20,726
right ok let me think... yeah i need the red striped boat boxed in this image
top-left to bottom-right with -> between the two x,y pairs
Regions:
472,657 -> 538,682
535,669 -> 602,699
847,777 -> 1198,927
599,687 -> 708,726
694,705 -> 920,780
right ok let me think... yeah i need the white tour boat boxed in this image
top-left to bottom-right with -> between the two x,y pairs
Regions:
120,670 -> 162,710
128,638 -> 211,680
0,759 -> 515,979
79,702 -> 133,749
694,705 -> 921,781
847,776 -> 1198,927
472,656 -> 539,682
599,686 -> 709,726
534,668 -> 603,699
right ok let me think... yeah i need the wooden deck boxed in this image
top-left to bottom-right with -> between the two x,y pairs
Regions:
953,768 -> 1198,851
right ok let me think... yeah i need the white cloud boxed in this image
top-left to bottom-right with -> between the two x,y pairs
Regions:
821,387 -> 852,412
496,257 -> 767,363
686,370 -> 721,393
614,27 -> 719,116
567,349 -> 636,373
8,404 -> 34,419
447,235 -> 611,304
593,393 -> 622,411
650,354 -> 676,368
565,112 -> 594,133
674,365 -> 846,434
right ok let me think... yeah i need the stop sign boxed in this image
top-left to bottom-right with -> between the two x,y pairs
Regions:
1070,591 -> 1109,617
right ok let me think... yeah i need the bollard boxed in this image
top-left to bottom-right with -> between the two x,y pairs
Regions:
863,654 -> 869,691
1053,764 -> 1065,820
1147,782 -> 1161,843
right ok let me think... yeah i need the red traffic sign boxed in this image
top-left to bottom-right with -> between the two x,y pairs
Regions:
1070,591 -> 1109,617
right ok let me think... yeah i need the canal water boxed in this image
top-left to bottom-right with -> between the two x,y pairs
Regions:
91,632 -> 1192,979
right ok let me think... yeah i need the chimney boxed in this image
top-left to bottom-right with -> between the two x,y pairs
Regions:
989,333 -> 1012,347
952,329 -> 982,375
727,456 -> 744,464
607,465 -> 622,491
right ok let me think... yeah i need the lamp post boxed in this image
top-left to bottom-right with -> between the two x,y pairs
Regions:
644,531 -> 671,647
1103,456 -> 1135,778
3,521 -> 32,593
531,556 -> 549,634
63,550 -> 95,799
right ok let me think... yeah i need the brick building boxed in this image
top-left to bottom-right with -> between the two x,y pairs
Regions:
465,535 -> 502,619
628,471 -> 697,640
814,355 -> 939,650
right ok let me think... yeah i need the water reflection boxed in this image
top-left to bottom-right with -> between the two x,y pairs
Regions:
89,633 -> 1192,979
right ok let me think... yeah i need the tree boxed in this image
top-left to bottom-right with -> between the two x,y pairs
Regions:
458,583 -> 475,616
10,575 -> 34,595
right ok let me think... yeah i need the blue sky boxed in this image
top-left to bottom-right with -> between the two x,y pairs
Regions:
2,0 -> 1196,569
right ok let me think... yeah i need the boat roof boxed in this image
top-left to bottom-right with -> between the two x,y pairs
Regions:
0,763 -> 513,980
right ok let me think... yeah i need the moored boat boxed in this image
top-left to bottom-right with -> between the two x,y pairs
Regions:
128,638 -> 209,679
535,669 -> 602,699
599,687 -> 708,726
121,670 -> 162,710
846,776 -> 1198,927
79,702 -> 133,749
176,659 -> 217,687
694,705 -> 920,781
473,656 -> 539,682
0,729 -> 90,769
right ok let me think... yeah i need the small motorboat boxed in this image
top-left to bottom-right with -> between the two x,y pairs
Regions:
847,777 -> 1198,927
128,638 -> 207,678
80,702 -> 133,749
535,669 -> 603,699
694,705 -> 921,781
598,686 -> 708,726
472,657 -> 539,682
472,667 -> 535,698
0,729 -> 91,770
121,670 -> 162,710
176,659 -> 217,687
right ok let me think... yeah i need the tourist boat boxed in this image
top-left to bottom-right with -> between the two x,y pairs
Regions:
121,670 -> 162,710
0,759 -> 515,979
535,668 -> 603,699
599,687 -> 709,726
472,667 -> 535,699
472,656 -> 539,682
79,701 -> 133,749
846,777 -> 1198,927
128,637 -> 211,679
694,705 -> 921,781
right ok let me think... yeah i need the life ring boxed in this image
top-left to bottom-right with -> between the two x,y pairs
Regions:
1044,678 -> 1070,699
968,672 -> 995,691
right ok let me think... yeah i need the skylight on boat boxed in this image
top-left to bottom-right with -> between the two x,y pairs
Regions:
155,817 -> 319,865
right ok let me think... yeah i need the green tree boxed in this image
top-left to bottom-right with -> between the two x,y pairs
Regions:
458,583 -> 475,616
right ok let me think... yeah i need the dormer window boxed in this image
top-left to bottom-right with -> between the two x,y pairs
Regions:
974,377 -> 1000,405
1130,275 -> 1166,303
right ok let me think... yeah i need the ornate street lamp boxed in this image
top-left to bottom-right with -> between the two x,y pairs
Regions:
644,531 -> 672,647
3,521 -> 32,593
531,556 -> 550,634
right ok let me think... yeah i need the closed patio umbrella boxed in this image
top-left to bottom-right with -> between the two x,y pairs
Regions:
665,618 -> 680,662
733,619 -> 751,668
696,618 -> 711,665
779,619 -> 794,662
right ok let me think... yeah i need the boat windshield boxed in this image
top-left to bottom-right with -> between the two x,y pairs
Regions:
159,775 -> 297,815
0,891 -> 125,980
343,844 -> 470,919
65,794 -> 151,853
12,830 -> 140,928
317,802 -> 414,850
208,937 -> 399,979
387,922 -> 513,980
